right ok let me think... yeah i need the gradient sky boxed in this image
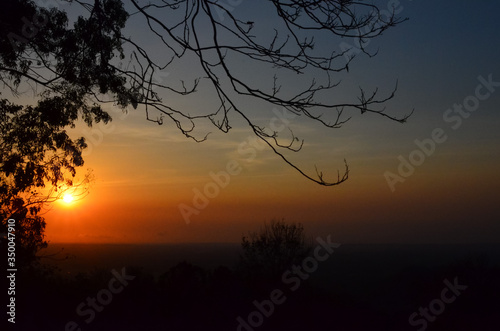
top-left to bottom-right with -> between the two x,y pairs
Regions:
31,0 -> 500,244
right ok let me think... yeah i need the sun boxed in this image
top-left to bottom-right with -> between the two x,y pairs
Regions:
62,193 -> 74,204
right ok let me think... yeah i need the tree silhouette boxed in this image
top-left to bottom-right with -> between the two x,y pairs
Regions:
1,0 -> 125,264
1,0 -> 411,187
239,219 -> 311,284
0,97 -> 92,266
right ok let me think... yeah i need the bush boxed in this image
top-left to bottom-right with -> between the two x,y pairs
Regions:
238,219 -> 311,286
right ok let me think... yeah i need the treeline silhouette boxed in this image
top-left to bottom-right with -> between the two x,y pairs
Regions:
16,252 -> 500,331
12,223 -> 500,331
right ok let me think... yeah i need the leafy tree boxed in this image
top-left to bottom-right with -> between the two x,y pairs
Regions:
0,97 -> 92,266
1,0 -> 128,265
239,219 -> 311,283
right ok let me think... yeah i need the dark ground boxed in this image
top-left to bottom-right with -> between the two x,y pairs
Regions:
5,243 -> 500,330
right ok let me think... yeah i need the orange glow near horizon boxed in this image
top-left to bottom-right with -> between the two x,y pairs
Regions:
43,157 -> 500,245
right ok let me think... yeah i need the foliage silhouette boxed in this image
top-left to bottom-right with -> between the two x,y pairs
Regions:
238,219 -> 311,286
0,98 -> 92,266
1,0 -> 125,265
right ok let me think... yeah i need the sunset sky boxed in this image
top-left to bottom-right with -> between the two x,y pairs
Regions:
34,0 -> 500,244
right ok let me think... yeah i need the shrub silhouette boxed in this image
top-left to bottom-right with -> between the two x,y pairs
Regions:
238,219 -> 311,287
